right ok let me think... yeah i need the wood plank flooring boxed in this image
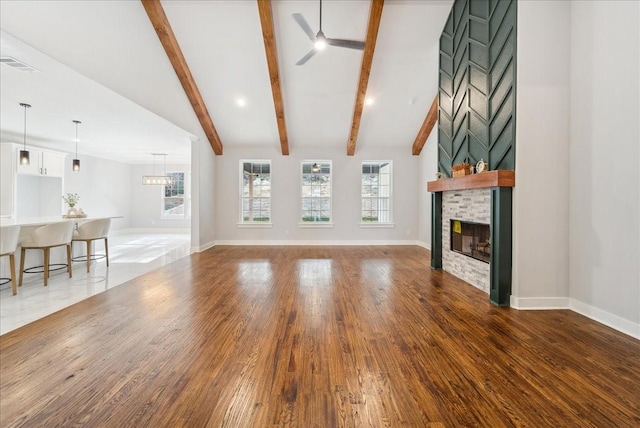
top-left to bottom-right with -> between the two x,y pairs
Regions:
1,246 -> 639,427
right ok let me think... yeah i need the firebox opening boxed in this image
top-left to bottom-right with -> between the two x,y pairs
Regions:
450,220 -> 490,263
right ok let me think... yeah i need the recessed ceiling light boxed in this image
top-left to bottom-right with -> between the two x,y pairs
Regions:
236,97 -> 247,107
365,97 -> 375,106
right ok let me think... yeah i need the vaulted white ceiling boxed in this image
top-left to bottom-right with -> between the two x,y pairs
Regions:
0,0 -> 452,163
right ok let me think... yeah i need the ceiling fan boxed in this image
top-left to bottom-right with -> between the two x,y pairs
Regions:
292,0 -> 365,66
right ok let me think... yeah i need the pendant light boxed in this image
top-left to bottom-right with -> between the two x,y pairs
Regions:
311,162 -> 320,173
72,120 -> 81,172
142,153 -> 172,185
19,103 -> 31,165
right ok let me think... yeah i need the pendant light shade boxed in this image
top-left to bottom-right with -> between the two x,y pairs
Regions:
19,103 -> 31,165
72,120 -> 81,172
142,153 -> 172,185
71,120 -> 82,172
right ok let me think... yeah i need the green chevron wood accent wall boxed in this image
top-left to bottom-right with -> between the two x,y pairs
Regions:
438,0 -> 517,176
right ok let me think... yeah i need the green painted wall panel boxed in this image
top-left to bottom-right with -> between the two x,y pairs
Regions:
438,0 -> 517,176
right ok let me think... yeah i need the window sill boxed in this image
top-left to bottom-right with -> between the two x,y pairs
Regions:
359,223 -> 395,228
298,222 -> 334,228
237,223 -> 273,228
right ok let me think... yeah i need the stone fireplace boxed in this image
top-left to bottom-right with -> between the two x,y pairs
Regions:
428,171 -> 514,306
443,189 -> 491,292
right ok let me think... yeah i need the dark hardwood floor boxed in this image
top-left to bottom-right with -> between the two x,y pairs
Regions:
1,246 -> 639,427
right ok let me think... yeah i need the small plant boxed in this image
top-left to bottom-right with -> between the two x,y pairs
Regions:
63,193 -> 80,207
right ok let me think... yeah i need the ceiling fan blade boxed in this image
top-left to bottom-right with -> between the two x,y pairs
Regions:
292,13 -> 316,42
327,38 -> 365,50
296,49 -> 318,66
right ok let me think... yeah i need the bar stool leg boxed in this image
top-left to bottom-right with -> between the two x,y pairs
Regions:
44,248 -> 50,286
19,247 -> 25,287
86,241 -> 91,273
105,237 -> 109,267
67,244 -> 73,278
9,253 -> 17,296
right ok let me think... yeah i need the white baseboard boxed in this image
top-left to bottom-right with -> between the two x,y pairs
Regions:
416,240 -> 430,250
213,240 -> 419,246
570,299 -> 640,340
113,228 -> 190,235
193,241 -> 215,253
510,296 -> 570,310
510,296 -> 639,340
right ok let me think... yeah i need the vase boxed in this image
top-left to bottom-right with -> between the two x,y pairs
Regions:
67,207 -> 78,216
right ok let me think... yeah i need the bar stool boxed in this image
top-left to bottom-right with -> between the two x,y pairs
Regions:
72,218 -> 111,273
0,225 -> 21,295
19,221 -> 74,287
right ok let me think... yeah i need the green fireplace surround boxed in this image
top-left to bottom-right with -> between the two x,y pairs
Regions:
428,171 -> 514,306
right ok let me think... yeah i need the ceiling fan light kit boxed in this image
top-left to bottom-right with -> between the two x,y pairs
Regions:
293,0 -> 365,65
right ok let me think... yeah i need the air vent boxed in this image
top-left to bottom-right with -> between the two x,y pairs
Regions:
0,56 -> 39,73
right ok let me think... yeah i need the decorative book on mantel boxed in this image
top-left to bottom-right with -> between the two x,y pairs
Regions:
451,163 -> 473,177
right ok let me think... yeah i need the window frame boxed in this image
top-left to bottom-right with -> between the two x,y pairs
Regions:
161,171 -> 190,220
299,160 -> 333,227
360,160 -> 394,227
239,159 -> 272,227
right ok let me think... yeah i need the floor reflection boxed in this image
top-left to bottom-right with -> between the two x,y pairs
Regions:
0,233 -> 191,335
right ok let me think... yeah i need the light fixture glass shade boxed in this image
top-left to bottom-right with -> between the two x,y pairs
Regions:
314,35 -> 327,50
20,150 -> 30,165
72,159 -> 80,172
142,176 -> 172,185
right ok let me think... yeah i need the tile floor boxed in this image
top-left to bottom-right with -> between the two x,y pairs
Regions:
0,233 -> 191,335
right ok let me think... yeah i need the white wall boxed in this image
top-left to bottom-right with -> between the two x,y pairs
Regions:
63,152 -> 132,231
418,128 -> 439,248
214,145 -> 419,244
569,1 -> 640,336
512,0 -> 571,306
191,136 -> 216,252
128,162 -> 191,231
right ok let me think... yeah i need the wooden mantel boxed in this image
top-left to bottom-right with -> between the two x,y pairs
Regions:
427,170 -> 515,192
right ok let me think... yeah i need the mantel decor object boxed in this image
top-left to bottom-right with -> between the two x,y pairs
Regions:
451,163 -> 472,178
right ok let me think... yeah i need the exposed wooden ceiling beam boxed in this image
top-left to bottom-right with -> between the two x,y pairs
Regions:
141,0 -> 223,155
347,0 -> 384,156
412,94 -> 439,156
257,0 -> 289,156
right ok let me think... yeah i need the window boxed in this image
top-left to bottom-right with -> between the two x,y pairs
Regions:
301,161 -> 332,223
361,161 -> 392,223
162,172 -> 190,219
241,160 -> 271,223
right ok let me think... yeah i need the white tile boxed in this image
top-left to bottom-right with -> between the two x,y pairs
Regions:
0,233 -> 191,335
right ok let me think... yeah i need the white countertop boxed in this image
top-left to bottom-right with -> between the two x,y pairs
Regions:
0,216 -> 123,227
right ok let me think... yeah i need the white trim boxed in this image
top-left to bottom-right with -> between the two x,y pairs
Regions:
359,223 -> 395,228
298,222 -> 334,228
239,159 -> 272,225
570,299 -> 640,340
215,239 -> 419,246
509,296 -> 571,310
361,160 -> 393,224
113,228 -> 190,235
237,223 -> 273,228
510,296 -> 640,340
301,160 -> 332,223
193,240 -> 215,252
416,240 -> 430,250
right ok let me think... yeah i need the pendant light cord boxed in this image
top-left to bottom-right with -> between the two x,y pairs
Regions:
75,122 -> 79,157
22,104 -> 27,150
319,0 -> 322,32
